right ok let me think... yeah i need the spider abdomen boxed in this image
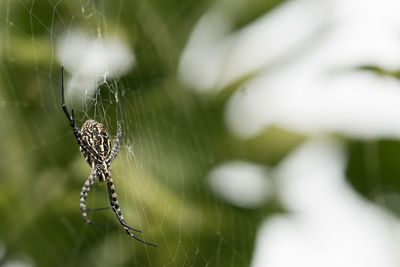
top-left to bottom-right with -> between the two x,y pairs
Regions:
80,119 -> 112,165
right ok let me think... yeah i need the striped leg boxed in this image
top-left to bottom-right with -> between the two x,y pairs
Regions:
80,172 -> 114,228
105,122 -> 123,166
105,92 -> 125,167
106,178 -> 141,232
107,178 -> 158,247
80,171 -> 96,224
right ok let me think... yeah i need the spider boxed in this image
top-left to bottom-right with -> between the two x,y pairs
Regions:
61,67 -> 157,247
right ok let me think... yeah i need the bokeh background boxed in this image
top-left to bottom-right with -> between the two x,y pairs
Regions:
1,0 -> 400,266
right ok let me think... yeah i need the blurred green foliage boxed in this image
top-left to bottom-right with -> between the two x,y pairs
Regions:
347,140 -> 400,214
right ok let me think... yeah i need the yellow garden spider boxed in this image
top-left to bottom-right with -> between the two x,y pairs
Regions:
61,67 -> 157,247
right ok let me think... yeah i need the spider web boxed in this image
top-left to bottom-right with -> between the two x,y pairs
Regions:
0,1 -> 267,266
2,1 -> 400,267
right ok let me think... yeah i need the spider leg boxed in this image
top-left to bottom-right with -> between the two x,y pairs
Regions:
61,66 -> 73,126
106,178 -> 143,233
61,67 -> 79,134
80,171 -> 118,229
107,180 -> 158,247
105,91 -> 125,166
80,171 -> 96,224
105,123 -> 122,166
124,229 -> 158,247
61,66 -> 103,163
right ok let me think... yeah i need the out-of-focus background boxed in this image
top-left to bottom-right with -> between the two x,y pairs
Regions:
1,0 -> 400,266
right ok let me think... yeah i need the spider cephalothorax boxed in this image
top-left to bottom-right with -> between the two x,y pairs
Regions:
61,67 -> 157,247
